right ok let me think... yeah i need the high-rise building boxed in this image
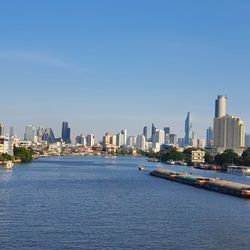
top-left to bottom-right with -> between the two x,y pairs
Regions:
164,127 -> 170,135
185,112 -> 192,146
24,125 -> 35,142
164,127 -> 170,144
42,128 -> 56,143
136,135 -> 146,150
127,136 -> 136,148
76,134 -> 86,146
143,126 -> 147,140
103,133 -> 111,146
245,134 -> 250,147
215,95 -> 227,118
214,115 -> 245,153
206,126 -> 214,147
151,123 -> 156,140
169,134 -> 178,146
117,129 -> 127,147
9,127 -> 14,138
86,134 -> 95,147
61,121 -> 71,144
111,135 -> 117,147
0,123 -> 4,136
178,138 -> 185,148
153,129 -> 165,145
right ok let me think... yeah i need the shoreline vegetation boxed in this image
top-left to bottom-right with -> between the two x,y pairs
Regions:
2,146 -> 250,170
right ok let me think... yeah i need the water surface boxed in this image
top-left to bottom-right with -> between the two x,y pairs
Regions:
0,156 -> 250,250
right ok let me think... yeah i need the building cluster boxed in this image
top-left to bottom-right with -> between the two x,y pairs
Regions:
0,95 -> 248,157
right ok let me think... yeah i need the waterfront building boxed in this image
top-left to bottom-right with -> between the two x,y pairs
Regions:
24,125 -> 35,142
191,150 -> 205,163
86,134 -> 95,147
215,95 -> 227,118
61,121 -> 71,144
136,135 -> 146,150
143,126 -> 147,141
206,126 -> 214,147
214,115 -> 245,153
184,112 -> 192,146
0,136 -> 13,156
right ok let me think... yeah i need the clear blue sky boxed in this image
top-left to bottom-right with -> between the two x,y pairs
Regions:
0,0 -> 250,139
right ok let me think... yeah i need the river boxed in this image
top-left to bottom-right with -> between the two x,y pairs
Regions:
0,156 -> 250,250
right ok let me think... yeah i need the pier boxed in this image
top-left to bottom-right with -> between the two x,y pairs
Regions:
150,169 -> 250,198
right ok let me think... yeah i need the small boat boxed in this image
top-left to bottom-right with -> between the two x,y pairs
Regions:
227,166 -> 250,176
166,160 -> 175,165
138,165 -> 145,171
148,158 -> 158,162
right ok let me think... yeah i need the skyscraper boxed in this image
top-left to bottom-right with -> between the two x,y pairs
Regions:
42,128 -> 56,143
151,123 -> 156,140
215,95 -> 227,118
214,115 -> 245,153
206,126 -> 214,147
164,127 -> 170,144
0,123 -> 4,136
24,125 -> 35,142
86,134 -> 95,147
61,121 -> 71,144
184,112 -> 192,146
9,127 -> 14,138
143,126 -> 147,140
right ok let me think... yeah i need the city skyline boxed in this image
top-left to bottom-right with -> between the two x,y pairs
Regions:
1,1 -> 250,138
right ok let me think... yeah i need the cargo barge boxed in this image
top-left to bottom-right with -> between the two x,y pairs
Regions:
150,169 -> 250,198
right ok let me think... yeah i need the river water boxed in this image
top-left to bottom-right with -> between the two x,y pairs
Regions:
0,156 -> 250,250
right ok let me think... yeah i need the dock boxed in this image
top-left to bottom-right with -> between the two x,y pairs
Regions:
150,169 -> 250,198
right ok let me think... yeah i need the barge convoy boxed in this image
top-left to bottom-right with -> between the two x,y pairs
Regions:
150,169 -> 250,198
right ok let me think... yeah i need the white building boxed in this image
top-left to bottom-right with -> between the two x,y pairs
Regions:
153,129 -> 165,147
135,135 -> 146,150
214,115 -> 245,154
0,136 -> 13,156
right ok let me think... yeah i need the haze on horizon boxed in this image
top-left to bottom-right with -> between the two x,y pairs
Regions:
0,0 -> 250,139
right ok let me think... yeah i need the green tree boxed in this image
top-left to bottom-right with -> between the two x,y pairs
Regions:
241,148 -> 250,166
205,151 -> 214,164
214,149 -> 240,167
160,148 -> 184,162
0,153 -> 13,161
14,146 -> 33,163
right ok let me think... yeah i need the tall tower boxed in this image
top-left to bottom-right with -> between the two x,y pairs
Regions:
215,95 -> 227,118
185,112 -> 192,146
151,123 -> 156,140
0,123 -> 4,136
143,126 -> 147,140
61,121 -> 71,144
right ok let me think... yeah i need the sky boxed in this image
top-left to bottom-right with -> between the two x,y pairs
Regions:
0,0 -> 250,140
